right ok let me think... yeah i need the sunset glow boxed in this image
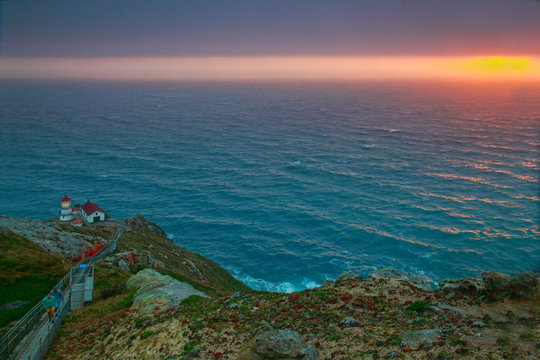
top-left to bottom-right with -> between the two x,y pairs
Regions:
1,56 -> 539,81
455,56 -> 536,78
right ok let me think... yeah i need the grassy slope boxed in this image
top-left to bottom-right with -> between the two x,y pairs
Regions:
117,228 -> 251,297
0,232 -> 74,333
0,222 -> 250,335
1,219 -> 254,353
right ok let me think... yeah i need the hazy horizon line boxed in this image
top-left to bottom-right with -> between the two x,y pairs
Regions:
1,55 -> 539,81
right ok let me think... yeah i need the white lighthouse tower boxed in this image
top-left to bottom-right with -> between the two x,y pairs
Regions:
59,195 -> 74,221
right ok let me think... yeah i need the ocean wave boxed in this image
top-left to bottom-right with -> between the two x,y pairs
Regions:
467,163 -> 538,183
2,80 -> 538,291
226,267 -> 322,293
425,173 -> 510,189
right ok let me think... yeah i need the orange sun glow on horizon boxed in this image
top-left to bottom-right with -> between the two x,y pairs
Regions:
453,56 -> 537,78
0,55 -> 539,81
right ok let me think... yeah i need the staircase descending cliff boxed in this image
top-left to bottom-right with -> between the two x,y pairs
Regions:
0,227 -> 124,360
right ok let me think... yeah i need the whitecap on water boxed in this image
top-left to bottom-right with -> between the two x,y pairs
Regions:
226,266 -> 320,293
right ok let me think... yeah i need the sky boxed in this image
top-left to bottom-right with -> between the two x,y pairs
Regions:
0,0 -> 539,80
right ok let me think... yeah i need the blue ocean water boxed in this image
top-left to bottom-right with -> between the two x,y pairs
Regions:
0,80 -> 538,292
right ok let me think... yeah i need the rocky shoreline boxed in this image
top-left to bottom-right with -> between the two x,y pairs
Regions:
47,267 -> 538,359
1,214 -> 538,359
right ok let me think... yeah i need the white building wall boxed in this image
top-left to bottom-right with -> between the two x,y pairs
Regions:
82,210 -> 105,223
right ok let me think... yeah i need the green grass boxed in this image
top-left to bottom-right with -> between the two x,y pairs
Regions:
449,335 -> 464,345
0,275 -> 58,331
406,300 -> 430,314
118,229 -> 251,296
180,295 -> 208,306
0,232 -> 73,333
388,334 -> 401,346
135,316 -> 151,328
141,330 -> 154,339
1,220 -> 251,335
182,339 -> 198,355
74,290 -> 136,318
327,332 -> 342,341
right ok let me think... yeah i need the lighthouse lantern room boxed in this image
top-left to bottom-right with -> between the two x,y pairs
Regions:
59,194 -> 74,221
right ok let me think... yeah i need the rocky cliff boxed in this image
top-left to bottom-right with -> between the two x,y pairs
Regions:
0,215 -> 115,261
46,268 -> 538,360
1,215 -> 538,359
0,214 -> 248,334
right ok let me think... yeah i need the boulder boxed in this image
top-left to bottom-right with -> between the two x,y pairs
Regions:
438,277 -> 485,295
482,272 -> 538,300
340,317 -> 360,328
337,271 -> 361,281
118,259 -> 130,272
238,329 -> 318,360
369,268 -> 433,291
0,301 -> 28,311
401,329 -> 442,349
127,269 -> 209,316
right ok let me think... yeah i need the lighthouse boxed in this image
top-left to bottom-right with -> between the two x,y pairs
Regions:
59,195 -> 74,221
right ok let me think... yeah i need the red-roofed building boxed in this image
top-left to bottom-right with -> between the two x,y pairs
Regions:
80,201 -> 106,223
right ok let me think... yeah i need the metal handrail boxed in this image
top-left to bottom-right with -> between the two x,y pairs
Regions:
0,227 -> 124,360
0,273 -> 70,360
79,227 -> 123,266
19,289 -> 71,360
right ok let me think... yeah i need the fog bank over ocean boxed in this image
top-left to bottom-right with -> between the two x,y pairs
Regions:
1,80 -> 538,292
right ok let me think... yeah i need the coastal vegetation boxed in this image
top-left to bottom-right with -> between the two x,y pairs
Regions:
47,271 -> 538,359
0,231 -> 73,333
0,216 -> 538,359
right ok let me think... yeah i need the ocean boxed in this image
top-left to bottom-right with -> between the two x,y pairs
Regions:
0,80 -> 538,292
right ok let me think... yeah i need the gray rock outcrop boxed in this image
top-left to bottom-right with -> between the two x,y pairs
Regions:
340,317 -> 360,327
401,329 -> 442,349
115,250 -> 165,270
238,329 -> 318,360
438,277 -> 485,295
118,259 -> 130,272
126,269 -> 209,316
337,271 -> 362,281
369,268 -> 433,291
125,213 -> 167,238
0,215 -> 106,260
482,272 -> 538,300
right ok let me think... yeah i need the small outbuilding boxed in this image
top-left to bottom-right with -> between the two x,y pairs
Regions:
80,201 -> 106,223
